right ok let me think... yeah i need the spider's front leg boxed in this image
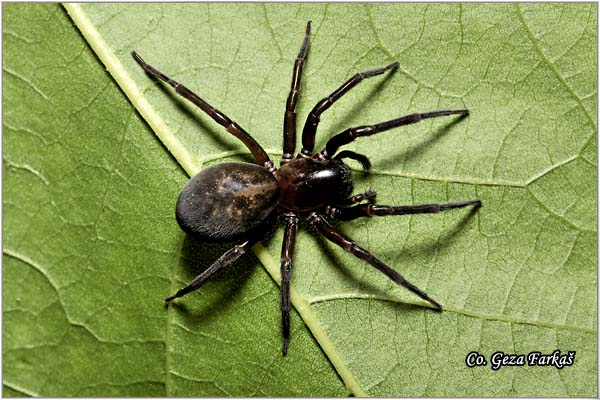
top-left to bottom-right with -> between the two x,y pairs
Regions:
329,199 -> 481,221
326,190 -> 378,218
320,109 -> 469,159
339,189 -> 377,206
300,62 -> 399,156
280,213 -> 299,356
308,213 -> 442,310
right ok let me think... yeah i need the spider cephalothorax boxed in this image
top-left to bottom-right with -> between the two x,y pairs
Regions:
132,21 -> 480,356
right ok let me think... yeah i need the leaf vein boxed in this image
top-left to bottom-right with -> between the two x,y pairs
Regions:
514,4 -> 597,132
3,66 -> 49,100
308,293 -> 596,334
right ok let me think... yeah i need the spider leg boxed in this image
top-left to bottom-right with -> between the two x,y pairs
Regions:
300,62 -> 399,157
165,240 -> 255,302
307,213 -> 442,310
282,22 -> 311,164
280,214 -> 299,356
320,109 -> 469,159
334,150 -> 371,174
329,199 -> 481,221
337,189 -> 377,206
131,52 -> 273,170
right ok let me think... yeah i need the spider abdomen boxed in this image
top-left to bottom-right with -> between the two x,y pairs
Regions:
276,158 -> 353,212
176,162 -> 279,242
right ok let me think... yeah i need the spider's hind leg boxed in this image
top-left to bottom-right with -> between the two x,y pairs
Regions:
131,52 -> 273,169
165,240 -> 255,302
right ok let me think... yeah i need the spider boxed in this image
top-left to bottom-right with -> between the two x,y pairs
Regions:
132,21 -> 480,356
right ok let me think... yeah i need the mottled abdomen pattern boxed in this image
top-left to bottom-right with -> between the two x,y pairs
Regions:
176,162 -> 279,242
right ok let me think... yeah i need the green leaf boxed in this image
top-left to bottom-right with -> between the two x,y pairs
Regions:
4,3 -> 596,397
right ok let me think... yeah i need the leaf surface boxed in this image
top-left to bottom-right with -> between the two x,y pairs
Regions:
3,3 -> 597,397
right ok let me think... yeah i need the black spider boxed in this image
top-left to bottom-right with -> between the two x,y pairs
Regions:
132,21 -> 480,356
